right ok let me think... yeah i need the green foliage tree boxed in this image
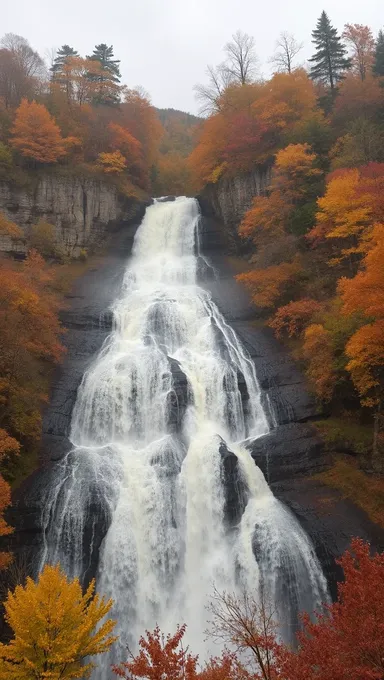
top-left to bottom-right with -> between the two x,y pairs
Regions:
373,29 -> 384,77
51,45 -> 79,77
309,11 -> 351,91
86,44 -> 121,105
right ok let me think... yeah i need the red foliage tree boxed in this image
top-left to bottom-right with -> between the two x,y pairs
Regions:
113,625 -> 198,680
280,538 -> 384,680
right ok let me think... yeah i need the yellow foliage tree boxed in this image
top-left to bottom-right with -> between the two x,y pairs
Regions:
0,564 -> 117,680
310,168 -> 372,262
97,150 -> 126,174
30,220 -> 57,259
0,213 -> 23,239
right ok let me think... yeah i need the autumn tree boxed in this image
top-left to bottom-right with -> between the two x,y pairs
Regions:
338,223 -> 384,462
0,34 -> 44,80
342,24 -> 375,81
97,150 -> 126,174
0,251 -> 64,442
302,323 -> 336,402
11,99 -> 66,163
120,89 -> 163,185
269,299 -> 323,339
113,624 -> 198,680
280,539 -> 384,680
0,212 -> 23,239
0,429 -> 19,570
373,29 -> 384,77
154,152 -> 192,196
0,33 -> 44,109
29,220 -> 58,258
310,164 -> 384,263
237,260 -> 301,310
240,143 -> 322,245
309,11 -> 351,91
270,32 -> 303,74
0,564 -> 116,679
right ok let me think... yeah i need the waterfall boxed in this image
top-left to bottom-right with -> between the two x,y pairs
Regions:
40,197 -> 328,675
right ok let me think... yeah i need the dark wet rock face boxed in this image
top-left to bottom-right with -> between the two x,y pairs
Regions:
198,214 -> 384,599
166,357 -> 190,433
156,196 -> 176,203
219,440 -> 248,527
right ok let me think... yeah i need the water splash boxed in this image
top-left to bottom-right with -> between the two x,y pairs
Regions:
41,197 -> 328,675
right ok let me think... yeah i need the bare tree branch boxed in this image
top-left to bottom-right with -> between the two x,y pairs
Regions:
205,587 -> 280,680
194,63 -> 232,116
224,30 -> 259,85
194,30 -> 258,115
0,33 -> 46,80
270,32 -> 304,74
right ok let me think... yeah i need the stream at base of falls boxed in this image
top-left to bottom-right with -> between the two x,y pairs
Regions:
40,197 -> 329,676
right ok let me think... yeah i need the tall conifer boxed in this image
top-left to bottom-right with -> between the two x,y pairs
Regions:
373,29 -> 384,77
309,11 -> 351,91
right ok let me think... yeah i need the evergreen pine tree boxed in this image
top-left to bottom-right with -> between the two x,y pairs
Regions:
309,11 -> 351,91
51,45 -> 79,77
87,44 -> 121,82
373,29 -> 384,77
86,44 -> 121,105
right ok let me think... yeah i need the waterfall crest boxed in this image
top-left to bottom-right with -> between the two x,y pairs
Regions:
41,197 -> 328,674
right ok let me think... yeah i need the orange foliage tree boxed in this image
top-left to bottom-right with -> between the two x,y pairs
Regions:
190,71 -> 320,190
240,143 -> 322,245
339,223 -> 384,413
237,260 -> 301,310
10,99 -> 66,163
302,323 -> 336,402
0,250 -> 64,441
310,163 -> 384,264
0,429 -> 19,569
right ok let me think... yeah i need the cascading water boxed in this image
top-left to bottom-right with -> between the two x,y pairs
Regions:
40,197 -> 329,675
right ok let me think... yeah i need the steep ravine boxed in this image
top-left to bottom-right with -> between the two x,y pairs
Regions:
5,204 -> 384,616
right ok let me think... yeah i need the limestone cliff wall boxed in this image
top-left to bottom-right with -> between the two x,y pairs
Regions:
198,165 -> 272,251
0,174 -> 147,256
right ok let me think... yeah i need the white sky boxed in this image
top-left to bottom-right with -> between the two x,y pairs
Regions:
3,0 -> 383,113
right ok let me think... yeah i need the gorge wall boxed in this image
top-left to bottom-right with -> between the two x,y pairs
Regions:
0,174 -> 149,256
198,164 -> 272,250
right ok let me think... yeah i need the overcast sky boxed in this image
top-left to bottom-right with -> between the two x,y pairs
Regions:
3,0 -> 383,114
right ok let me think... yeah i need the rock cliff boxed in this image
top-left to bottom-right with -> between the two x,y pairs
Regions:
198,164 -> 271,250
0,174 -> 148,256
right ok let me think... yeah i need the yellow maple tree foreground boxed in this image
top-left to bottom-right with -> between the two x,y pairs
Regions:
0,565 -> 117,680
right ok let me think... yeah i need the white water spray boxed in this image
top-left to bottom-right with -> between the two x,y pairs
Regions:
41,198 -> 328,675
